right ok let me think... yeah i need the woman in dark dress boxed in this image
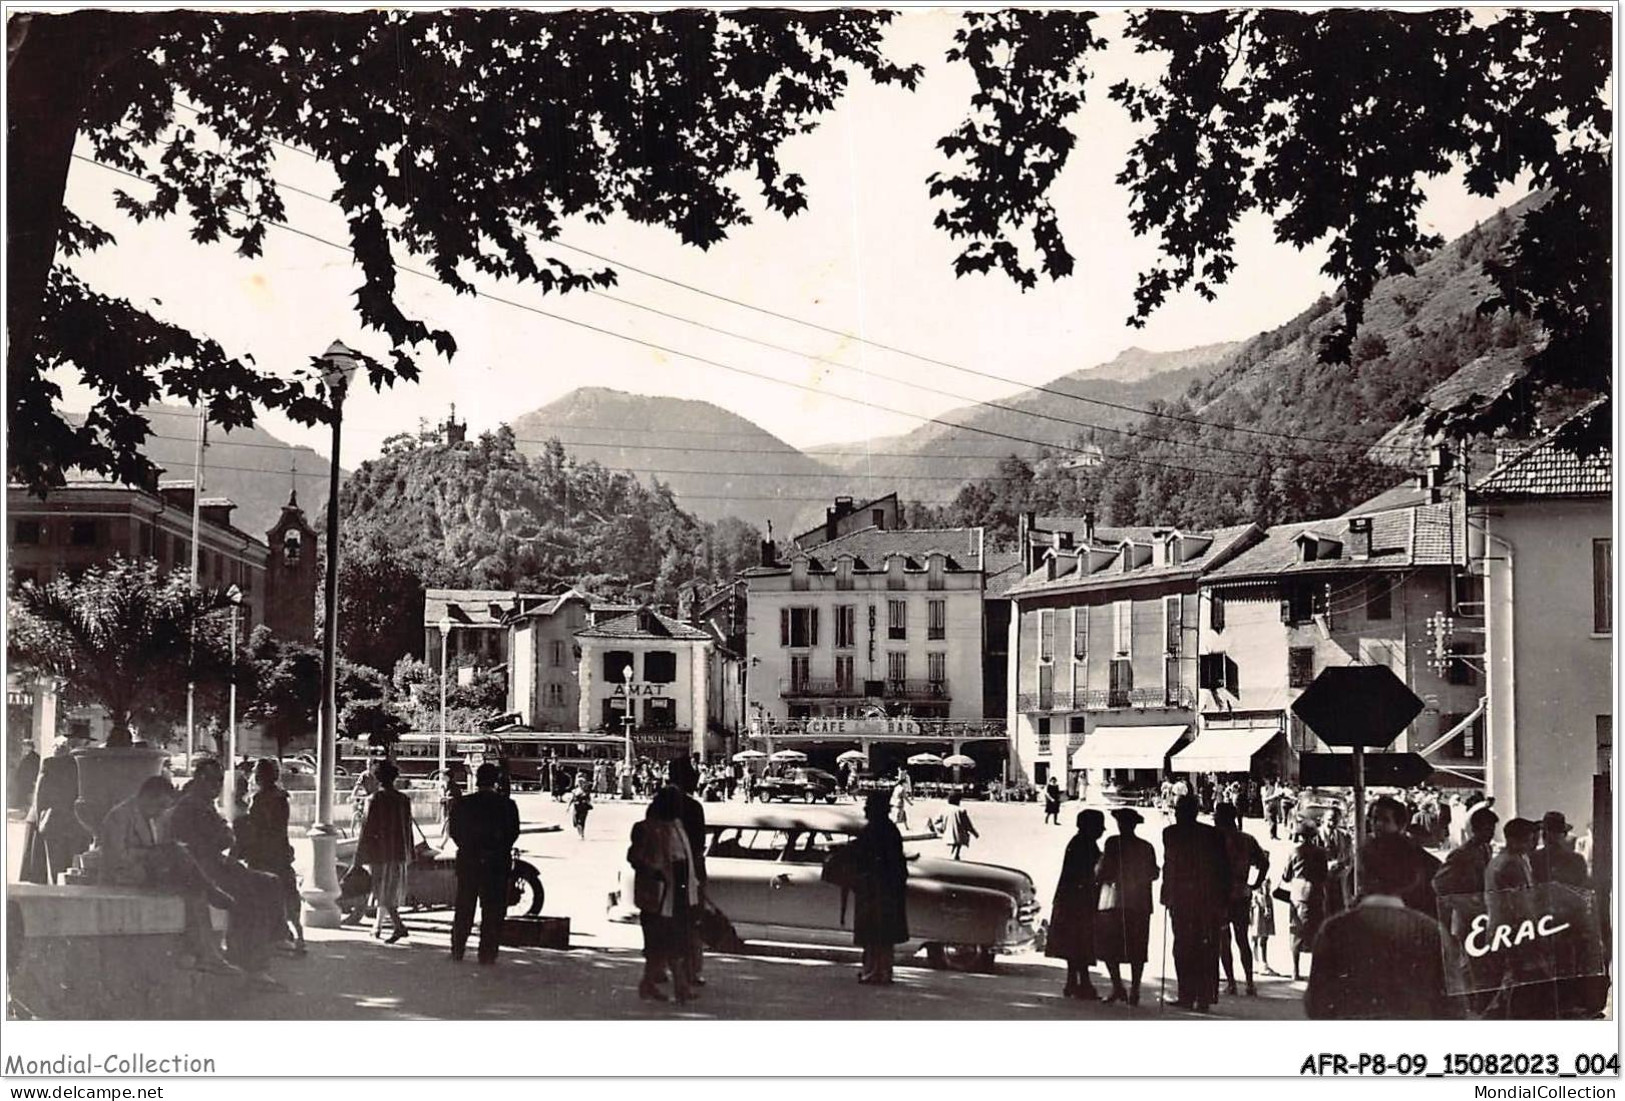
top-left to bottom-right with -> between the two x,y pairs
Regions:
238,758 -> 306,954
357,761 -> 415,944
1279,821 -> 1330,981
20,741 -> 88,884
1042,777 -> 1063,825
1095,807 -> 1159,1005
1046,808 -> 1106,999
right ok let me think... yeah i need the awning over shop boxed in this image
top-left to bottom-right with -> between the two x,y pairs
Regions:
1169,724 -> 1279,773
1070,725 -> 1188,771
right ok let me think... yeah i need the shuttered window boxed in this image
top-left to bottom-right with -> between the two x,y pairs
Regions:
1594,539 -> 1612,634
1073,606 -> 1088,660
1114,601 -> 1132,657
1288,646 -> 1315,689
1164,595 -> 1183,655
1038,609 -> 1054,662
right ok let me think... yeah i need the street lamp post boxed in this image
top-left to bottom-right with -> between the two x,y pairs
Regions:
223,584 -> 243,824
304,340 -> 360,928
438,616 -> 452,787
622,663 -> 636,774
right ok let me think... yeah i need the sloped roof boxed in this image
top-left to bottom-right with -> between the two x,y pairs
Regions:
1033,517 -> 1163,545
575,609 -> 712,642
792,525 -> 982,569
424,589 -> 551,629
1473,397 -> 1611,499
982,550 -> 1026,599
1009,524 -> 1262,597
792,492 -> 898,546
1206,502 -> 1459,581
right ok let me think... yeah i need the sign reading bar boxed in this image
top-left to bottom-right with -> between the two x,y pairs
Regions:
804,717 -> 921,737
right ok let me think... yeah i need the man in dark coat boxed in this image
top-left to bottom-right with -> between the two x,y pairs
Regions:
826,792 -> 910,984
448,762 -> 521,964
20,742 -> 87,884
1369,795 -> 1441,915
1161,794 -> 1230,1010
667,757 -> 709,986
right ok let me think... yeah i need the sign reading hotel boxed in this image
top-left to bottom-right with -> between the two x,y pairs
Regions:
804,717 -> 921,737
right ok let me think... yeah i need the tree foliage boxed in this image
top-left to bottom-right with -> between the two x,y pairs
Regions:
8,8 -> 919,492
932,8 -> 1610,434
5,558 -> 235,746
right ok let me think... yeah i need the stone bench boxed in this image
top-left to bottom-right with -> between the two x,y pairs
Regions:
7,884 -> 231,1019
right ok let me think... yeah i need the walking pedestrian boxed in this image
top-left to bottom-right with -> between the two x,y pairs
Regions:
628,787 -> 699,1003
348,761 -> 378,839
448,762 -> 520,964
845,791 -> 911,984
1306,835 -> 1463,1019
938,792 -> 979,860
238,759 -> 306,955
1046,808 -> 1105,1000
1161,794 -> 1230,1010
1042,775 -> 1062,825
158,758 -> 283,987
569,774 -> 593,839
440,768 -> 462,841
1214,802 -> 1268,996
1280,821 -> 1330,982
889,772 -> 913,829
357,761 -> 414,944
1095,807 -> 1158,1005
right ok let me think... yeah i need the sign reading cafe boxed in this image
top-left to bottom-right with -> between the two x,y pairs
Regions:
804,717 -> 921,737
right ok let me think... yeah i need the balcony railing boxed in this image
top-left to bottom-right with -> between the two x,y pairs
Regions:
781,677 -> 950,701
1019,685 -> 1196,712
752,718 -> 1008,741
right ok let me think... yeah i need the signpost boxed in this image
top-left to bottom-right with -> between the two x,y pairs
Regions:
1291,664 -> 1426,897
1298,751 -> 1433,789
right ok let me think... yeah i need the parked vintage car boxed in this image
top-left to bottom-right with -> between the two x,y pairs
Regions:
606,806 -> 1039,970
756,767 -> 840,804
334,832 -> 548,917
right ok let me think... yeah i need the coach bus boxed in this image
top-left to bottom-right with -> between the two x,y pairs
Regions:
337,730 -> 628,791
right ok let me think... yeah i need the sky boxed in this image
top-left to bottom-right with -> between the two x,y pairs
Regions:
57,7 -> 1529,470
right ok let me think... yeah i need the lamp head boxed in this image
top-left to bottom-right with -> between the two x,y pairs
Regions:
319,340 -> 362,398
623,664 -> 634,681
438,615 -> 453,637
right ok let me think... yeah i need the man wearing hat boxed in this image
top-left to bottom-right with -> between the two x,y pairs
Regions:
1161,794 -> 1230,1010
448,762 -> 521,964
1531,812 -> 1589,889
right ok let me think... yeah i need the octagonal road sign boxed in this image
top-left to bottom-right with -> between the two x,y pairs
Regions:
1290,664 -> 1425,749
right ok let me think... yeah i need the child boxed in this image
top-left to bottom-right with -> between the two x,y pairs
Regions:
1251,875 -> 1279,977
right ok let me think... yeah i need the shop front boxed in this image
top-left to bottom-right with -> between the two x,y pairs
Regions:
1068,724 -> 1189,803
749,714 -> 1008,790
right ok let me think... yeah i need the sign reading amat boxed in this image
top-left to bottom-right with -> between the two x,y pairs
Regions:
804,717 -> 921,737
612,682 -> 669,699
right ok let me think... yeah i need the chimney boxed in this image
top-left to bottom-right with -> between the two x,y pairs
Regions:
825,507 -> 840,544
1045,553 -> 1059,581
1083,508 -> 1097,545
1347,517 -> 1372,560
834,495 -> 855,518
1018,512 -> 1033,572
760,520 -> 777,567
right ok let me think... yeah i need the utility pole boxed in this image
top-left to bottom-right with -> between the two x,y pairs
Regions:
185,407 -> 206,771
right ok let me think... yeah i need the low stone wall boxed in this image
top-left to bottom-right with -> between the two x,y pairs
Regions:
7,885 -> 233,1019
286,788 -> 443,830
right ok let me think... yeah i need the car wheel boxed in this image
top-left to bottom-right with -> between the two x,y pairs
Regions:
509,863 -> 544,917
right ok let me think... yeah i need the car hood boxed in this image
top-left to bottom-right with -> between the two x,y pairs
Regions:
907,854 -> 1034,900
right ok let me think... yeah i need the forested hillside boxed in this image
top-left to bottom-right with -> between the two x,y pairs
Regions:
911,199 -> 1580,544
327,425 -> 760,672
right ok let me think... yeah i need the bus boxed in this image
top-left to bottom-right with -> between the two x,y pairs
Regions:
337,731 -> 629,791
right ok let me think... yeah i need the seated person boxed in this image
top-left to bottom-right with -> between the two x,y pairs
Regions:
159,758 -> 284,988
95,775 -> 236,973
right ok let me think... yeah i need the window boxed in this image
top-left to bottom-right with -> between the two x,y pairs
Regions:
1282,582 -> 1321,625
545,683 -> 566,708
549,639 -> 566,668
1113,601 -> 1132,657
1594,539 -> 1612,634
835,654 -> 855,693
281,529 -> 300,566
1039,609 -> 1055,662
1598,715 -> 1612,776
1210,591 -> 1226,633
1288,646 -> 1315,689
887,600 -> 907,641
603,698 -> 631,730
69,520 -> 98,547
644,650 -> 677,684
781,607 -> 819,648
645,698 -> 676,730
836,559 -> 854,591
927,652 -> 946,689
1108,658 -> 1132,708
1037,663 -> 1054,709
1164,656 -> 1181,704
1290,713 -> 1314,752
886,651 -> 907,688
790,654 -> 811,692
927,599 -> 946,641
886,559 -> 906,591
1036,717 -> 1051,755
834,605 -> 856,649
927,554 -> 946,591
873,508 -> 886,529
1073,606 -> 1088,660
13,520 -> 41,545
1366,576 -> 1393,621
603,649 -> 635,682
1164,595 -> 1183,655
